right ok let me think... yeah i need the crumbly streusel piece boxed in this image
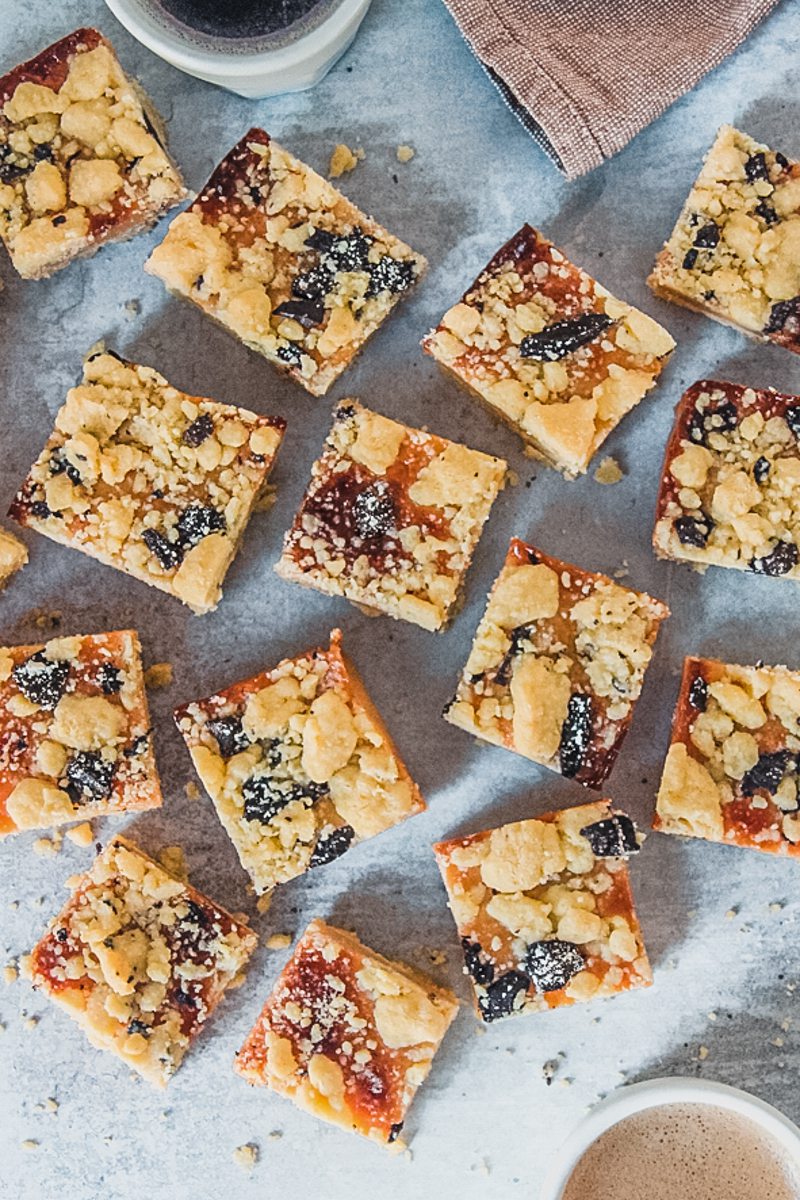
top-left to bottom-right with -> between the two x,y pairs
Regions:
146,128 -> 426,397
654,379 -> 800,579
275,400 -> 506,631
444,539 -> 669,787
422,224 -> 675,477
9,350 -> 285,614
434,800 -> 650,1022
656,656 -> 800,856
0,528 -> 27,588
0,28 -> 185,279
0,630 -> 161,838
28,836 -> 257,1085
235,919 -> 457,1145
649,126 -> 800,352
174,629 -> 425,895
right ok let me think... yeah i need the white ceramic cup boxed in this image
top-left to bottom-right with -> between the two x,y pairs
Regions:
103,0 -> 373,97
539,1076 -> 800,1200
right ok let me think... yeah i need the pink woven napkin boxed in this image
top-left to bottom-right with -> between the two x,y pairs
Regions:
442,0 -> 781,178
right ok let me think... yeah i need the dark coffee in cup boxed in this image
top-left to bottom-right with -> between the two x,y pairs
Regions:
144,0 -> 341,51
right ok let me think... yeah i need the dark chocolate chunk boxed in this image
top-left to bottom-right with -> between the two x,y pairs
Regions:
776,152 -> 790,171
206,715 -> 250,758
579,814 -> 639,857
682,248 -> 699,270
785,406 -> 800,439
98,664 -> 123,694
64,752 -> 115,803
304,228 -> 337,253
143,529 -> 183,570
0,145 -> 28,183
32,144 -> 54,162
176,504 -> 226,547
387,1123 -> 404,1144
675,514 -> 713,548
12,652 -> 70,710
125,734 -> 150,757
174,988 -> 197,1008
55,927 -> 68,943
181,899 -> 209,928
277,341 -> 302,366
272,298 -> 325,327
182,413 -> 214,447
693,221 -> 720,249
688,675 -> 708,711
741,750 -> 793,797
30,499 -> 56,519
327,229 -> 372,272
241,776 -> 327,825
351,481 -> 396,538
753,456 -> 771,483
754,200 -> 779,226
49,450 -> 82,486
744,152 -> 769,182
366,256 -> 416,296
524,939 -> 585,993
127,1019 -> 150,1036
749,540 -> 799,576
461,938 -> 495,986
559,694 -> 593,778
520,313 -> 612,361
765,297 -> 800,336
292,264 -> 334,302
477,970 -> 529,1022
494,624 -> 534,687
309,824 -> 356,868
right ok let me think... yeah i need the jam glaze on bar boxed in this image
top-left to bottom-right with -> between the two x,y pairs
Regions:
0,630 -> 161,838
656,656 -> 800,857
444,539 -> 669,788
28,836 -> 257,1086
649,125 -> 800,353
654,380 -> 800,579
0,28 -> 185,279
174,629 -> 425,895
276,400 -> 507,632
146,128 -> 426,397
422,224 -> 675,477
9,350 -> 286,614
235,919 -> 458,1145
433,801 -> 650,1023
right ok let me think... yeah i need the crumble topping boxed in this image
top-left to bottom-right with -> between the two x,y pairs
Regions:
0,630 -> 161,838
0,28 -> 185,279
235,919 -> 457,1144
444,539 -> 668,787
276,400 -> 506,631
28,836 -> 257,1086
656,656 -> 800,857
9,350 -> 285,614
175,629 -> 424,895
434,801 -> 650,1022
422,224 -> 674,477
0,528 -> 27,588
146,128 -> 425,397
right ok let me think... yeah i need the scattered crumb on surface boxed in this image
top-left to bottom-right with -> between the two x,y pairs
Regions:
144,662 -> 173,689
33,833 -> 62,858
396,144 -> 415,163
123,298 -> 141,318
65,822 -> 93,848
233,1143 -> 259,1172
542,1058 -> 560,1086
254,485 -> 277,513
594,456 -> 624,485
33,610 -> 61,630
265,933 -> 291,951
708,1011 -> 717,1021
725,908 -> 738,919
21,1140 -> 39,1151
256,894 -> 272,915
329,143 -> 364,177
427,949 -> 447,966
3,961 -> 18,985
770,902 -> 784,913
158,845 -> 188,883
698,1045 -> 709,1060
268,1130 -> 283,1141
772,1036 -> 785,1047
185,781 -> 201,801
23,1016 -> 39,1031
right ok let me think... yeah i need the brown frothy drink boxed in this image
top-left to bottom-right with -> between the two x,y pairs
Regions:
561,1103 -> 800,1200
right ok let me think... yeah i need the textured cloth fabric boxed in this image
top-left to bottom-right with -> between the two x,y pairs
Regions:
442,0 -> 781,178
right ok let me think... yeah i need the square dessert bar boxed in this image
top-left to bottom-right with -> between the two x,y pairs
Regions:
174,629 -> 425,895
29,836 -> 257,1086
275,400 -> 506,631
654,380 -> 800,579
9,350 -> 286,614
146,128 -> 426,397
649,125 -> 800,353
235,919 -> 457,1145
0,527 -> 27,588
0,28 -> 185,279
444,539 -> 668,787
422,224 -> 675,477
656,656 -> 800,857
0,629 -> 161,838
433,800 -> 650,1023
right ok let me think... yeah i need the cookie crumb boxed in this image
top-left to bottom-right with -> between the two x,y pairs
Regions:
698,1044 -> 710,1060
33,833 -> 62,858
594,456 -> 624,485
265,933 -> 291,951
21,1140 -> 39,1151
185,781 -> 201,801
158,845 -> 188,882
268,1129 -> 283,1141
23,1016 -> 39,1031
3,961 -> 18,985
329,143 -> 364,178
33,610 -> 61,630
124,298 -> 141,318
256,893 -> 273,915
144,662 -> 173,689
232,1143 -> 259,1172
65,822 -> 94,847
396,144 -> 415,163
